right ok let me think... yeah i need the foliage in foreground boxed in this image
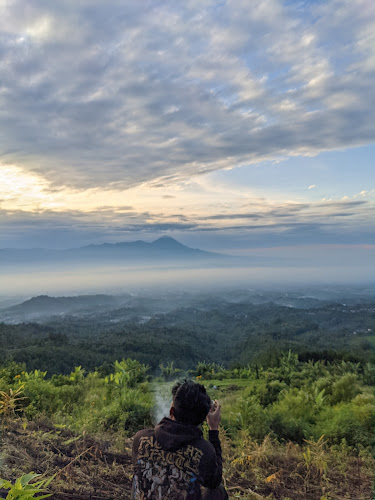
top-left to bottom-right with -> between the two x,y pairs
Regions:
0,352 -> 374,499
0,473 -> 53,499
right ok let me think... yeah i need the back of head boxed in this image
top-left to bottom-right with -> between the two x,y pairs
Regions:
172,380 -> 211,426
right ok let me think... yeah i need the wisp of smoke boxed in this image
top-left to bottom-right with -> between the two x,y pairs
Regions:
152,382 -> 173,423
151,376 -> 190,423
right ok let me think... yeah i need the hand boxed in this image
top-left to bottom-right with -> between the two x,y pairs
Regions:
206,399 -> 221,431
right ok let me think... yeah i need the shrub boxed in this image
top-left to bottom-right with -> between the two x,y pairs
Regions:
329,373 -> 361,405
195,361 -> 224,380
0,362 -> 26,384
258,380 -> 287,407
22,370 -> 47,382
314,375 -> 335,399
22,380 -> 84,418
362,362 -> 375,386
317,400 -> 375,448
102,388 -> 152,434
159,361 -> 182,381
0,385 -> 26,423
105,359 -> 150,390
269,411 -> 309,443
269,388 -> 316,442
236,397 -> 269,441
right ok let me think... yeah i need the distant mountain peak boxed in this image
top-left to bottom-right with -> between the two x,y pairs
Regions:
154,235 -> 174,241
151,235 -> 186,247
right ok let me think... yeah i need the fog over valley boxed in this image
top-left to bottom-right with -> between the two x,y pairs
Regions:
1,236 -> 373,296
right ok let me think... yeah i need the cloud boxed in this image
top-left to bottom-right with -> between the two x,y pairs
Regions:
202,213 -> 262,220
315,200 -> 367,209
1,193 -> 373,249
0,0 -> 374,189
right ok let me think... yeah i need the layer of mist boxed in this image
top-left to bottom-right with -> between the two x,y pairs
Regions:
1,236 -> 372,297
0,282 -> 373,325
1,264 -> 373,298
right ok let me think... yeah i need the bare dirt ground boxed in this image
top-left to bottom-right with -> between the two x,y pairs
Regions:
0,420 -> 133,499
1,421 -> 374,500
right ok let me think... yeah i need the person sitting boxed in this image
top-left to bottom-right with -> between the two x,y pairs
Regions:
131,379 -> 228,499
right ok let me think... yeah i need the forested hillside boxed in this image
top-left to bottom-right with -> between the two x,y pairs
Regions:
1,299 -> 373,373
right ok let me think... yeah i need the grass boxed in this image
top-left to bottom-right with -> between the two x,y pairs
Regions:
1,357 -> 375,499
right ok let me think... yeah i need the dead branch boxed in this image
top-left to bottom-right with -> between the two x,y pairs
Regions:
56,446 -> 95,478
226,485 -> 268,499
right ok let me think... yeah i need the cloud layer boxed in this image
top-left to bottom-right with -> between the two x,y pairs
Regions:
1,0 -> 375,189
1,195 -> 373,250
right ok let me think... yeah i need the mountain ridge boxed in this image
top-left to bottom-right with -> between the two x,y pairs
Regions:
0,236 -> 228,265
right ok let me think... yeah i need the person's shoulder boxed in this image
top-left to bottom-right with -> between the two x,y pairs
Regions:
132,427 -> 155,464
133,427 -> 154,441
132,427 -> 155,457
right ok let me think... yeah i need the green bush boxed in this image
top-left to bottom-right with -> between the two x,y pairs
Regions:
268,411 -> 308,443
0,377 -> 8,393
317,399 -> 375,448
195,361 -> 225,380
362,362 -> 375,386
22,380 -> 84,418
329,373 -> 361,405
105,359 -> 150,390
258,380 -> 287,407
0,362 -> 26,384
102,388 -> 152,433
314,375 -> 335,398
236,397 -> 269,441
159,361 -> 182,381
268,388 -> 317,442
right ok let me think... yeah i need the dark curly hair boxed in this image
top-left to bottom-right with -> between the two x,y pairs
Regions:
171,380 -> 211,426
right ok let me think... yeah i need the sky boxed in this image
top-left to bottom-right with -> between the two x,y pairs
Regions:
0,0 -> 374,276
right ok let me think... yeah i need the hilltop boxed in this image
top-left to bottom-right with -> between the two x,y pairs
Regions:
1,355 -> 374,499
